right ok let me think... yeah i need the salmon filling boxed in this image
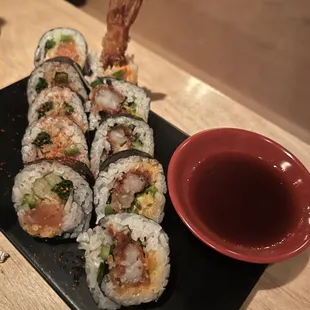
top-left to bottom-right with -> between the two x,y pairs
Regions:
19,173 -> 74,238
56,41 -> 80,63
21,200 -> 64,238
45,34 -> 80,64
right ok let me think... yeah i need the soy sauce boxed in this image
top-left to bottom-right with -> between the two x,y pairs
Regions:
189,152 -> 299,248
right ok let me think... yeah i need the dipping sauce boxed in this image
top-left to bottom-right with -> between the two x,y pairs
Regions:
188,152 -> 300,248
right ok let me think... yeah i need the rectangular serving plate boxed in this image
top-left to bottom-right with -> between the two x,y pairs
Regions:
0,79 -> 267,310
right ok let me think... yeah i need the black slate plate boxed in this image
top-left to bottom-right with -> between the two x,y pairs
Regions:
0,78 -> 267,310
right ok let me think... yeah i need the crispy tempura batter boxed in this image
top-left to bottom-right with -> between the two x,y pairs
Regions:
101,0 -> 143,69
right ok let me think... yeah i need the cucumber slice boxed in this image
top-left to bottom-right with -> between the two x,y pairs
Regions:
145,184 -> 157,195
128,204 -> 139,214
33,178 -> 51,199
99,245 -> 110,260
112,69 -> 124,79
90,79 -> 103,88
54,72 -> 68,84
22,194 -> 40,209
60,34 -> 74,42
44,173 -> 62,188
97,262 -> 106,285
132,140 -> 143,148
63,145 -> 80,156
104,204 -> 115,215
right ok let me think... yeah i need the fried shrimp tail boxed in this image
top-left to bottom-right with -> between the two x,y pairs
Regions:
101,0 -> 143,69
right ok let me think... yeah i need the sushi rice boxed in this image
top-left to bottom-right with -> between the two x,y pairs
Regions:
12,23 -> 171,309
94,151 -> 167,224
34,27 -> 88,69
27,57 -> 88,105
77,213 -> 170,309
86,51 -> 138,85
88,77 -> 150,130
12,160 -> 93,238
90,115 -> 154,177
21,116 -> 89,167
27,86 -> 88,132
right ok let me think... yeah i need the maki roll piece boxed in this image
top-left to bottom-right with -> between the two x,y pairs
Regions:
21,116 -> 89,167
34,27 -> 88,69
12,159 -> 93,238
89,78 -> 150,130
28,86 -> 88,133
86,52 -> 138,85
27,56 -> 88,105
85,0 -> 143,84
90,115 -> 154,177
94,150 -> 167,224
77,213 -> 170,309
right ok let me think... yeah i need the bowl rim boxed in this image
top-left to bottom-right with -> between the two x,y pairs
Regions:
167,127 -> 310,264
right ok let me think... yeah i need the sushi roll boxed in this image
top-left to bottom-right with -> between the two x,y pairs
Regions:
90,115 -> 154,177
34,27 -> 88,69
27,56 -> 88,105
94,150 -> 167,224
21,116 -> 89,166
77,213 -> 170,309
12,159 -> 93,238
84,0 -> 144,85
28,86 -> 88,133
86,52 -> 138,85
89,78 -> 150,130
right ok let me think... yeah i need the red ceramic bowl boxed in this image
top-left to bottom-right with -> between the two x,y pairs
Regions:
168,128 -> 310,263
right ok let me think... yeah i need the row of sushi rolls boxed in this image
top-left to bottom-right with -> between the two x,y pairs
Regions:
11,1 -> 170,309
